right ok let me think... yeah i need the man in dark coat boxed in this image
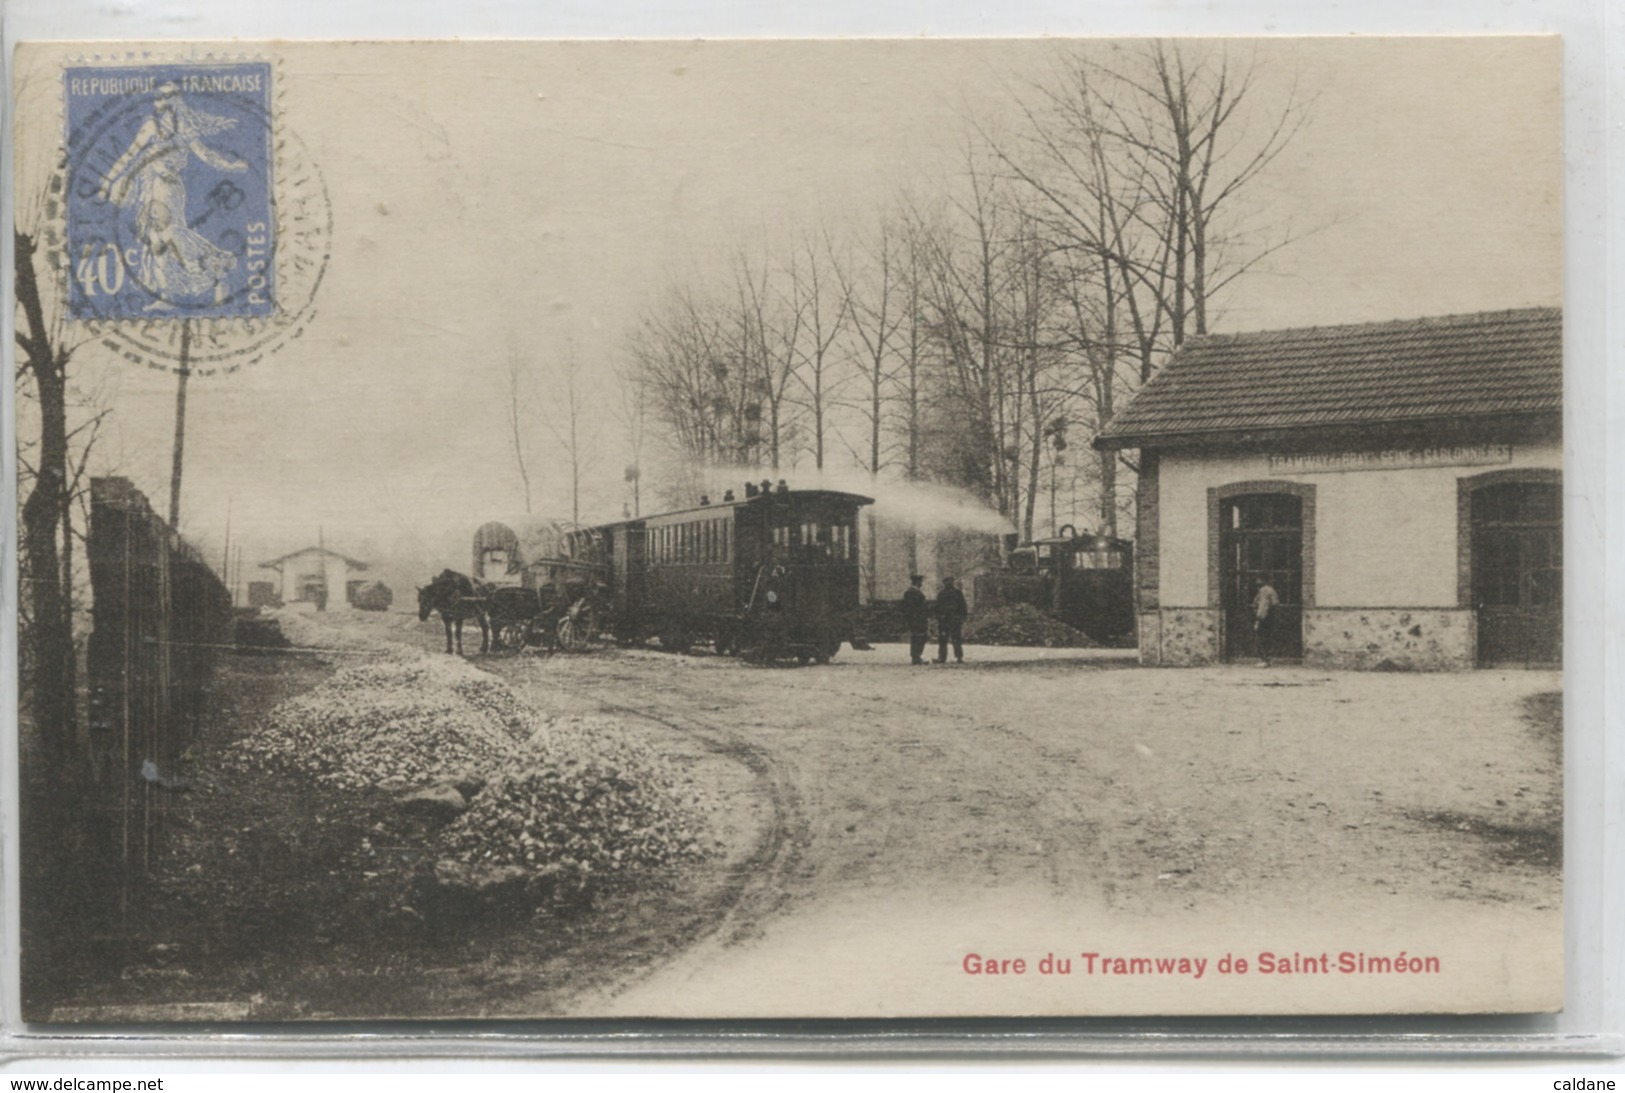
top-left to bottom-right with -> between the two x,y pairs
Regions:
934,575 -> 968,664
901,574 -> 930,665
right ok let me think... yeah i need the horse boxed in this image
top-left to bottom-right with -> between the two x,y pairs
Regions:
417,569 -> 490,655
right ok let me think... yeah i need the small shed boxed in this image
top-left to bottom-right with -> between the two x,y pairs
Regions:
1095,308 -> 1561,670
258,547 -> 369,612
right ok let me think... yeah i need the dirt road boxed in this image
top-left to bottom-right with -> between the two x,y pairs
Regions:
475,639 -> 1562,1017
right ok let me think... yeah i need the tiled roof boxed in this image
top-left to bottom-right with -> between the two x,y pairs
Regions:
1096,308 -> 1561,448
259,546 -> 369,570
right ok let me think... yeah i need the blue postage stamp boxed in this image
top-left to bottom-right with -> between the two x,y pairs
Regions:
64,62 -> 275,320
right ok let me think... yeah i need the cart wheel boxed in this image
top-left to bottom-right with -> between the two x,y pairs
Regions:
557,616 -> 580,652
498,622 -> 526,653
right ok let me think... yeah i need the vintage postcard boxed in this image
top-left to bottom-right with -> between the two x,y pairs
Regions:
10,37 -> 1563,1021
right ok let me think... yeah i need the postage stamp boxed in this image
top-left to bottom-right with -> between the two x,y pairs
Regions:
64,62 -> 277,321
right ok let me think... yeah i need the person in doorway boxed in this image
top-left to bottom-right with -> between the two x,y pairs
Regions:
934,575 -> 968,664
1252,577 -> 1280,667
902,574 -> 930,665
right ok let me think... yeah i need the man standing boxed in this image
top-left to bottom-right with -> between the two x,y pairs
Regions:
902,574 -> 930,665
934,575 -> 968,664
1252,577 -> 1280,667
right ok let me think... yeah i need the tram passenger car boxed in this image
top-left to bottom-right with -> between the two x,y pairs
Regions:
593,481 -> 873,663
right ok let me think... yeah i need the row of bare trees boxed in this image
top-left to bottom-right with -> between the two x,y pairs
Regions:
624,41 -> 1303,541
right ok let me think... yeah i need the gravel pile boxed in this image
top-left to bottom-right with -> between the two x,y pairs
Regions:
963,603 -> 1100,648
233,629 -> 710,887
271,608 -> 392,653
232,652 -> 531,791
437,717 -> 709,875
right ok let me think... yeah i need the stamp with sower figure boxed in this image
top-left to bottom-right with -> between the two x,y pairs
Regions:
65,62 -> 276,320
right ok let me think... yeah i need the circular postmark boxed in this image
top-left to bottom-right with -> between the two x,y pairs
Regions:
61,62 -> 331,376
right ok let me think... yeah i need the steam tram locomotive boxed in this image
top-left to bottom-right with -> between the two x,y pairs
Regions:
984,524 -> 1136,643
592,481 -> 874,664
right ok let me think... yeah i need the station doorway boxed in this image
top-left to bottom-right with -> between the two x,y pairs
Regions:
1470,480 -> 1561,666
1220,493 -> 1304,662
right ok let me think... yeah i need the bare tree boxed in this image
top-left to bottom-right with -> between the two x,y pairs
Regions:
538,343 -> 600,524
917,146 -> 1073,538
504,349 -> 534,514
734,249 -> 805,472
1133,40 -> 1304,341
979,40 -> 1305,534
917,151 -> 1008,510
612,358 -> 649,517
894,215 -> 935,576
629,285 -> 750,469
15,229 -> 80,778
832,217 -> 907,598
1005,209 -> 1074,542
786,229 -> 851,471
1001,39 -> 1305,377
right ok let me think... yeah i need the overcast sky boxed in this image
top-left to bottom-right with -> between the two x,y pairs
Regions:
12,37 -> 1561,585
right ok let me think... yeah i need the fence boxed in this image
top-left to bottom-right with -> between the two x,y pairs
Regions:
85,476 -> 233,911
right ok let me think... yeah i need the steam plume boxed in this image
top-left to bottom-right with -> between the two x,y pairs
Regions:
695,465 -> 1014,536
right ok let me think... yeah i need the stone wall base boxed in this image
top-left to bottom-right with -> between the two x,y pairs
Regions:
1303,607 -> 1475,671
1138,606 -> 1476,670
1137,608 -> 1219,666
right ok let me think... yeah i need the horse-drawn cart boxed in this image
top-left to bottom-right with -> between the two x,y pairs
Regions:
486,557 -> 607,653
473,520 -> 610,655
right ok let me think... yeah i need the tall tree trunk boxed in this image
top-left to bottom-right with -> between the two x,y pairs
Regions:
904,262 -> 923,577
16,229 -> 86,1000
1100,246 -> 1120,536
15,230 -> 78,775
1098,449 -> 1117,538
1023,358 -> 1042,543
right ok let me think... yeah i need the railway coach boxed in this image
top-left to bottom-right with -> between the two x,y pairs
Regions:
592,480 -> 873,664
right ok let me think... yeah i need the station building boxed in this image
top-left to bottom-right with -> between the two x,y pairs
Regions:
258,546 -> 370,611
1095,308 -> 1562,670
